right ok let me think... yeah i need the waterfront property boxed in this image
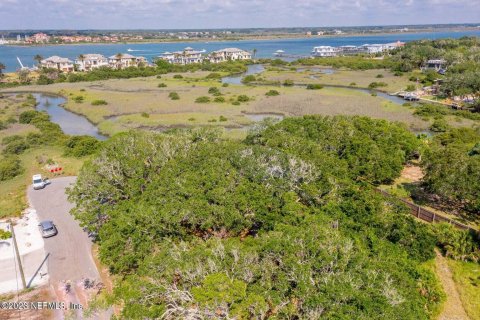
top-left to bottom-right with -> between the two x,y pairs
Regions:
312,41 -> 404,57
312,46 -> 339,57
424,59 -> 447,72
158,47 -> 205,65
108,53 -> 147,69
39,56 -> 74,72
75,54 -> 109,71
208,48 -> 252,63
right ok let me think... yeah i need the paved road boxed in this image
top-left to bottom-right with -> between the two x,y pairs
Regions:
27,176 -> 99,284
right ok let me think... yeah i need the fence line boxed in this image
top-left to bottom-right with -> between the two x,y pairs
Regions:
375,189 -> 478,233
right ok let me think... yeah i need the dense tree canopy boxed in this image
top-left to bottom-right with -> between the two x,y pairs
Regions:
68,119 -> 441,319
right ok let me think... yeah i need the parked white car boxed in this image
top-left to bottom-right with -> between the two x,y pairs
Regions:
32,174 -> 49,190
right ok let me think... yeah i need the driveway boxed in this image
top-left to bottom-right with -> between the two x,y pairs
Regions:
27,176 -> 99,283
27,176 -> 110,319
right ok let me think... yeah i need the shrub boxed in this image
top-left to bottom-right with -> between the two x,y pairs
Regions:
73,96 -> 84,103
0,156 -> 23,181
195,96 -> 211,103
3,138 -> 29,155
208,87 -> 220,95
394,71 -> 403,76
306,84 -> 323,90
19,110 -> 40,124
64,135 -> 101,157
283,79 -> 294,86
156,75 -> 162,79
368,82 -> 388,89
241,75 -> 256,84
376,74 -> 384,78
232,101 -> 241,106
0,120 -> 7,130
80,88 -> 86,92
265,90 -> 280,96
219,116 -> 228,122
158,83 -> 167,88
169,92 -> 180,100
91,99 -> 108,106
237,95 -> 250,102
406,84 -> 416,92
26,133 -> 43,146
0,229 -> 12,240
222,83 -> 229,87
350,82 -> 357,86
214,97 -> 225,103
429,119 -> 449,132
173,74 -> 183,79
205,73 -> 221,79
141,112 -> 150,118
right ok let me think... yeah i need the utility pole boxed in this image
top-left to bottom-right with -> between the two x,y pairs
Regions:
10,221 -> 27,289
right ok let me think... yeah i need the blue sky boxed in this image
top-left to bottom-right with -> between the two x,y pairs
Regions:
0,0 -> 479,29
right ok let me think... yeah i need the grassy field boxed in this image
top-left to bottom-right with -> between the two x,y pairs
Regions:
0,94 -> 85,218
447,259 -> 480,320
262,67 -> 413,92
1,67 -> 433,137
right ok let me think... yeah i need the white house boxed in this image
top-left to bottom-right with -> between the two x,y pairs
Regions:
311,46 -> 339,57
108,53 -> 146,69
424,59 -> 447,72
39,56 -> 74,73
208,48 -> 251,63
75,54 -> 109,71
157,47 -> 205,65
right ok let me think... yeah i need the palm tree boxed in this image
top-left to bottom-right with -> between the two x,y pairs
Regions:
77,54 -> 86,71
115,53 -> 123,69
252,48 -> 257,60
0,62 -> 5,79
33,54 -> 43,66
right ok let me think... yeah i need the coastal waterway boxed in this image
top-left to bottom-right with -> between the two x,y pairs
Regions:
1,30 -> 480,72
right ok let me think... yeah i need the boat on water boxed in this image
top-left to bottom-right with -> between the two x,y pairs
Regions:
274,50 -> 285,57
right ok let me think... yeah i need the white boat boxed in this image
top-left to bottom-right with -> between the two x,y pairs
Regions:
274,50 -> 285,57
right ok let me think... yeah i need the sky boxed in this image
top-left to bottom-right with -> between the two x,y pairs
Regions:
0,0 -> 479,30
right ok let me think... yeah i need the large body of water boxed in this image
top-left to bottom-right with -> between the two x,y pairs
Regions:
1,30 -> 480,72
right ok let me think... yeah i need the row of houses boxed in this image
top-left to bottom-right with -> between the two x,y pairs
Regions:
157,47 -> 252,65
38,47 -> 252,72
39,54 -> 148,72
311,41 -> 405,57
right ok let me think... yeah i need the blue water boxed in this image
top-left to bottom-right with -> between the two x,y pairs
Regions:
34,93 -> 107,140
1,30 -> 479,72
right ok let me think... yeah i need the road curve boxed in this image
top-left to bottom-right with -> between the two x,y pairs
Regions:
27,176 -> 99,284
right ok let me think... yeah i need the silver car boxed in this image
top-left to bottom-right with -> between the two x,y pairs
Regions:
39,220 -> 58,238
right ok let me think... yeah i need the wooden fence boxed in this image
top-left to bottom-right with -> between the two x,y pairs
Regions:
375,189 -> 477,233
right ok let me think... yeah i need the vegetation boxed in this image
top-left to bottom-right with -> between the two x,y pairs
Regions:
422,127 -> 480,213
306,84 -> 323,90
195,96 -> 211,103
91,99 -> 108,106
68,117 -> 444,319
0,156 -> 23,181
168,92 -> 180,100
265,89 -> 280,96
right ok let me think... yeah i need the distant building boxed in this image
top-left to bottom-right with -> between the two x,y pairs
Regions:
317,31 -> 325,36
338,45 -> 363,55
306,31 -> 312,36
312,46 -> 339,57
108,54 -> 146,69
26,33 -> 50,44
40,56 -> 74,72
157,47 -> 205,65
75,54 -> 109,71
208,48 -> 251,63
424,59 -> 447,72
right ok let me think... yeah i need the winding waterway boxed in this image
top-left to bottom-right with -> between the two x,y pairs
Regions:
33,93 -> 107,140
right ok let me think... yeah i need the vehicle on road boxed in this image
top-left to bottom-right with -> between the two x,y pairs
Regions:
32,174 -> 50,190
39,220 -> 58,238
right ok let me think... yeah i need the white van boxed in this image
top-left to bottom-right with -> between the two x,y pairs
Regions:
32,174 -> 48,190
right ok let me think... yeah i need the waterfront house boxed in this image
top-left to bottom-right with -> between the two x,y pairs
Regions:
39,56 -> 74,72
208,48 -> 251,63
338,45 -> 364,55
312,46 -> 339,57
158,47 -> 205,65
108,54 -> 146,69
75,54 -> 109,71
424,59 -> 447,72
